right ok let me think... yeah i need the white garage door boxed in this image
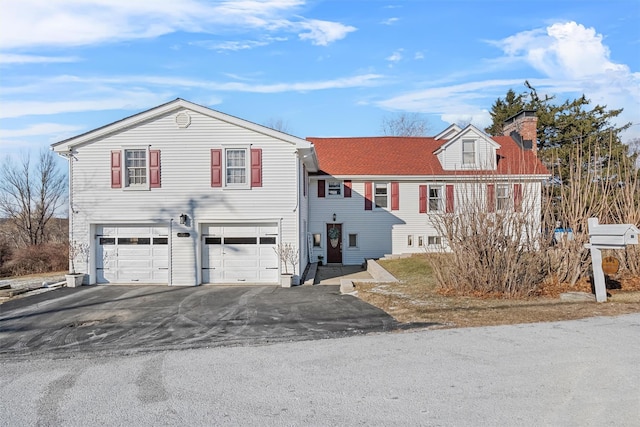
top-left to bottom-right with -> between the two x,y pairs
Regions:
96,225 -> 168,284
202,223 -> 279,284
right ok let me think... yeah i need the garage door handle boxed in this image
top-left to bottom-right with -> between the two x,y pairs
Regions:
266,267 -> 278,270
158,268 -> 168,270
202,268 -> 215,270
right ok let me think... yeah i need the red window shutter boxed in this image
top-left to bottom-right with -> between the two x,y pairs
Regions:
364,181 -> 373,210
446,184 -> 454,213
251,148 -> 262,188
149,150 -> 161,188
111,150 -> 121,188
419,185 -> 427,213
391,182 -> 399,210
487,184 -> 495,213
211,149 -> 222,187
318,179 -> 325,198
514,183 -> 523,212
344,180 -> 352,198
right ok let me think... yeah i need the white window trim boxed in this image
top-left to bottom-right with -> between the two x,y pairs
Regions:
374,182 -> 389,210
496,184 -> 511,212
462,139 -> 476,167
407,235 -> 414,247
224,145 -> 251,189
428,236 -> 442,246
123,147 -> 150,191
312,233 -> 323,248
418,236 -> 424,247
428,185 -> 444,212
347,233 -> 359,249
327,180 -> 343,198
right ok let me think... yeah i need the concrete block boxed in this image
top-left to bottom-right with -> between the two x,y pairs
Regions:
340,279 -> 356,294
560,292 -> 596,302
366,259 -> 399,283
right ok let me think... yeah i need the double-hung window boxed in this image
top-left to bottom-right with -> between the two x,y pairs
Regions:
374,183 -> 388,209
496,184 -> 510,211
112,148 -> 160,190
429,185 -> 443,212
226,148 -> 248,186
462,139 -> 475,165
125,149 -> 147,187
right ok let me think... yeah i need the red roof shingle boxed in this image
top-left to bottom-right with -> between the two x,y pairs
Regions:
307,136 -> 549,177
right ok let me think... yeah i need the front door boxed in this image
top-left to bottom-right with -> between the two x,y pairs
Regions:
326,223 -> 342,264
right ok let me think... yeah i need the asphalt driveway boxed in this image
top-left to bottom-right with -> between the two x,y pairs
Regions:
0,285 -> 403,358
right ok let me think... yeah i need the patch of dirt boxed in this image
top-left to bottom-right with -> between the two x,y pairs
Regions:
356,281 -> 640,328
355,257 -> 640,329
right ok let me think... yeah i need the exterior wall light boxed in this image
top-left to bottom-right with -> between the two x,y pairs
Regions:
180,214 -> 188,225
332,213 -> 337,222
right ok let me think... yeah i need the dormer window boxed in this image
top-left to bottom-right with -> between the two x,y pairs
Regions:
462,139 -> 475,165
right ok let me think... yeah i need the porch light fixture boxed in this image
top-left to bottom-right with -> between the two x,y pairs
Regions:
332,213 -> 336,222
179,213 -> 188,225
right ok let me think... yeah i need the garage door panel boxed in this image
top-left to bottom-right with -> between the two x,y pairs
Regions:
96,225 -> 168,284
202,222 -> 279,284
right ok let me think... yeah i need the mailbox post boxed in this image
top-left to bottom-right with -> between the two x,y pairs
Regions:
586,218 -> 640,302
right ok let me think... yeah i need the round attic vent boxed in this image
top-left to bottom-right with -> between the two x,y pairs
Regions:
175,111 -> 191,128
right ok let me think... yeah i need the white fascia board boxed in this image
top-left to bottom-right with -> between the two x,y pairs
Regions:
298,146 -> 319,172
434,123 -> 462,140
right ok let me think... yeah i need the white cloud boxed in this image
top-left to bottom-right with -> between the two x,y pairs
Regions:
0,54 -> 80,64
297,19 -> 356,46
0,73 -> 384,118
386,49 -> 403,63
381,17 -> 399,25
0,0 -> 354,49
492,21 -> 640,141
0,90 -> 170,119
0,123 -> 84,138
414,52 -> 424,60
377,21 -> 639,140
496,22 -> 628,80
376,79 -> 526,126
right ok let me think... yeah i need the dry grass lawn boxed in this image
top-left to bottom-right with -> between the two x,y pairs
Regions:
354,255 -> 640,328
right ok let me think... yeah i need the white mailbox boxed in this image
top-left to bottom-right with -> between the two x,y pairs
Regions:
588,219 -> 639,248
587,218 -> 640,302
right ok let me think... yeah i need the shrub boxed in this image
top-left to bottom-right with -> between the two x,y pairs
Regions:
0,243 -> 68,277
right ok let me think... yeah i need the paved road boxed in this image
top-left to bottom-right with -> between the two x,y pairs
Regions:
0,285 -> 405,358
1,314 -> 638,426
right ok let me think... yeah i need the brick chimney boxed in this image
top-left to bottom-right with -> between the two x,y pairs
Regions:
503,110 -> 537,155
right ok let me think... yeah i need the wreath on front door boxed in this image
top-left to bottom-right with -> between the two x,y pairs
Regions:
328,226 -> 340,248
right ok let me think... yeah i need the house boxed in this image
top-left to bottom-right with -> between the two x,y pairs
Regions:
306,110 -> 549,265
53,100 -> 548,285
52,99 -> 318,285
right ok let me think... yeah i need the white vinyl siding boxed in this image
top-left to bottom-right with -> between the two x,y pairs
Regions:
65,108 -> 304,285
310,179 -> 543,263
438,128 -> 498,171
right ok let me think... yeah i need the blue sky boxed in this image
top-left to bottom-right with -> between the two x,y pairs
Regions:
1,0 -> 639,161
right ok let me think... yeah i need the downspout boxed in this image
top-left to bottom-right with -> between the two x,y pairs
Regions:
169,218 -> 173,286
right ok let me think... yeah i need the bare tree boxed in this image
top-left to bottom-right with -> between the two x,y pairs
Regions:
380,112 -> 429,136
0,150 -> 66,246
265,117 -> 291,133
